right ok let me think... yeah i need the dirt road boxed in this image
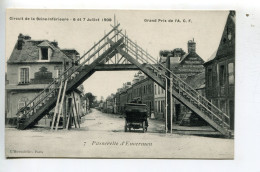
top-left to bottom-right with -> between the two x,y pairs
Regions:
5,109 -> 234,159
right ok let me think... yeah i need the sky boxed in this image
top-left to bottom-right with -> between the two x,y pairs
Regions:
6,10 -> 229,100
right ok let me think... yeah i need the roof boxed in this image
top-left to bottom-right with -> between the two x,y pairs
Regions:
160,51 -> 204,68
184,71 -> 205,90
180,52 -> 204,64
74,87 -> 83,95
37,41 -> 54,49
198,84 -> 205,89
7,35 -> 72,63
180,53 -> 189,61
5,84 -> 50,90
204,11 -> 235,65
204,49 -> 217,64
159,56 -> 181,68
61,49 -> 80,60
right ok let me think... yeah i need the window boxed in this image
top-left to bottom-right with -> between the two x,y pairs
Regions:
18,101 -> 25,110
158,101 -> 161,113
19,67 -> 29,84
18,97 -> 29,111
57,69 -> 62,78
160,101 -> 164,112
41,48 -> 48,60
219,65 -> 226,86
162,100 -> 165,113
55,67 -> 62,78
208,68 -> 212,87
212,99 -> 218,108
158,86 -> 160,94
228,63 -> 234,85
155,85 -> 157,95
220,100 -> 226,114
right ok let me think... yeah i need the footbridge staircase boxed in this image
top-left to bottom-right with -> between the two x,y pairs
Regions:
15,24 -> 231,137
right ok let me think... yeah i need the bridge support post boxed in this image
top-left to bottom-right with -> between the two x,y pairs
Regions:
63,96 -> 67,129
170,77 -> 173,134
165,77 -> 168,133
66,98 -> 72,130
166,55 -> 172,132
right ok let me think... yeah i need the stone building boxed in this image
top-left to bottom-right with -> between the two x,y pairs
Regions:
179,72 -> 206,126
117,82 -> 131,114
131,74 -> 154,116
118,89 -> 128,114
204,11 -> 235,130
117,71 -> 154,116
157,39 -> 205,124
115,39 -> 205,125
160,39 -> 205,79
154,82 -> 165,119
5,34 -> 83,126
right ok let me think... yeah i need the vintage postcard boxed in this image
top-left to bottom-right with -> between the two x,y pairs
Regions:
5,9 -> 235,159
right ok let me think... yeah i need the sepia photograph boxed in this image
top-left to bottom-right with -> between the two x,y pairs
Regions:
5,9 -> 235,159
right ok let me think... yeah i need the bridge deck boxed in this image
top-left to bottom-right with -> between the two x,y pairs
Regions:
83,64 -> 139,71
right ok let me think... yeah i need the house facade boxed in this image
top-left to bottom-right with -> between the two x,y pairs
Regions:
116,71 -> 155,116
114,40 -> 205,125
156,39 -> 205,124
5,33 -> 84,126
154,82 -> 165,119
204,11 -> 235,130
180,72 -> 206,126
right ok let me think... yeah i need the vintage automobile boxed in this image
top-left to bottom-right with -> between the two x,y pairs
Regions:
124,103 -> 148,133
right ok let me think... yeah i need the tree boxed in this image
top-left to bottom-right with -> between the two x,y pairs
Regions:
100,96 -> 104,103
84,92 -> 96,108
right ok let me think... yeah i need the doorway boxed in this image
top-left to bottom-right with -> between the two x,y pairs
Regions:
229,100 -> 234,130
175,104 -> 181,121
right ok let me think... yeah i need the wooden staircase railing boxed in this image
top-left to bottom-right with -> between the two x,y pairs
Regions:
16,23 -> 231,137
114,28 -> 231,136
16,24 -> 122,129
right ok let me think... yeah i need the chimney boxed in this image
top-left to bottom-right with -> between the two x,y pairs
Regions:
51,41 -> 58,47
24,35 -> 31,40
188,39 -> 196,53
17,33 -> 24,50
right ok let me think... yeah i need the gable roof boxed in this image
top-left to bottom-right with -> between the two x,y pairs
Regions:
180,52 -> 204,64
37,41 -> 54,49
180,53 -> 189,61
7,36 -> 72,63
204,49 -> 217,64
184,71 -> 205,90
61,49 -> 80,60
204,11 -> 235,65
159,51 -> 204,69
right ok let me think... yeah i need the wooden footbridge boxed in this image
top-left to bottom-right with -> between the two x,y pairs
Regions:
15,23 -> 232,137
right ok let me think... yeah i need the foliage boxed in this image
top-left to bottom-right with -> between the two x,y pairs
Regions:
83,92 -> 96,108
159,48 -> 186,57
